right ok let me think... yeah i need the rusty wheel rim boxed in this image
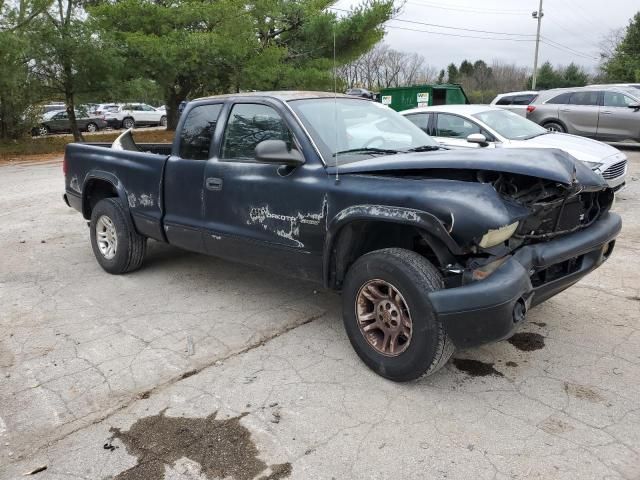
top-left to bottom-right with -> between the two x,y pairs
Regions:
355,279 -> 412,356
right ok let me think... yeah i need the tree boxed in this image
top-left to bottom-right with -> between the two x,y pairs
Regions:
0,0 -> 48,139
92,0 -> 394,130
603,12 -> 640,82
436,69 -> 445,84
532,61 -> 560,89
446,63 -> 458,83
562,63 -> 588,87
26,0 -> 121,140
459,59 -> 473,77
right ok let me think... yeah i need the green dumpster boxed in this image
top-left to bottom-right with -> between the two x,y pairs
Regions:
379,84 -> 469,112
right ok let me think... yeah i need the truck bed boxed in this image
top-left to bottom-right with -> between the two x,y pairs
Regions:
64,141 -> 171,241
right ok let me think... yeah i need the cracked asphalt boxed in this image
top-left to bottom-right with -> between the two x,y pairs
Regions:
1,151 -> 639,479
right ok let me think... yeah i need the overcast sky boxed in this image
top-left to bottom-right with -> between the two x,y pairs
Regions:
336,0 -> 637,72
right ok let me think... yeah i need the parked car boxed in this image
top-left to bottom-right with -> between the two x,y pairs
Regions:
490,90 -> 539,117
402,105 -> 627,191
526,86 -> 640,142
104,103 -> 167,129
346,87 -> 375,99
63,92 -> 620,381
94,103 -> 120,117
33,109 -> 108,136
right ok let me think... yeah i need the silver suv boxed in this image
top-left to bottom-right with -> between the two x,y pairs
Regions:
527,86 -> 640,143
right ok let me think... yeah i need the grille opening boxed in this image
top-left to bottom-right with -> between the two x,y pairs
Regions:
602,160 -> 627,180
530,256 -> 583,288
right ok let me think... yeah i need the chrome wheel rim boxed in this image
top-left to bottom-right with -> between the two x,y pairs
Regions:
123,119 -> 134,129
356,279 -> 412,356
38,126 -> 48,136
96,215 -> 117,259
546,124 -> 561,132
87,123 -> 97,132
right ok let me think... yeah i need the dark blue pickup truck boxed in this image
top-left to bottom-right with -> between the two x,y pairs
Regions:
63,91 -> 621,381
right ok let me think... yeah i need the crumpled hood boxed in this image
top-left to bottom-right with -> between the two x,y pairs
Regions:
327,147 -> 606,188
509,132 -> 621,164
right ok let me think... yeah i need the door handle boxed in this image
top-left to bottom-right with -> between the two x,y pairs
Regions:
560,109 -> 571,112
205,177 -> 223,191
600,111 -> 613,115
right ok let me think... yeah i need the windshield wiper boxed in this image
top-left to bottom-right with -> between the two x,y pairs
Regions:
332,147 -> 399,157
406,145 -> 442,152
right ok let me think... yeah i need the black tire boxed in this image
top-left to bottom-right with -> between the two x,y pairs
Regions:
544,121 -> 565,133
86,122 -> 98,133
342,248 -> 454,382
159,116 -> 167,127
122,117 -> 135,129
90,198 -> 146,274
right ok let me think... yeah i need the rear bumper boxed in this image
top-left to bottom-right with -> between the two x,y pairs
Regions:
428,212 -> 622,349
63,191 -> 82,213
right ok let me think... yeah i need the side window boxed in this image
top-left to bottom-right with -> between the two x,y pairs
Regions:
512,94 -> 536,105
569,91 -> 600,106
179,103 -> 223,160
435,113 -> 481,138
56,112 -> 68,120
405,113 -> 432,134
546,92 -> 572,104
221,103 -> 294,160
142,104 -> 156,111
603,92 -> 636,108
496,96 -> 513,106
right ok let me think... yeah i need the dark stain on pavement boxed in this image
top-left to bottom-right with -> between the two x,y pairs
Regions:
111,409 -> 291,480
453,359 -> 504,377
508,332 -> 545,351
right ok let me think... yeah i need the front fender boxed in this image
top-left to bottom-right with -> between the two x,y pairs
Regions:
323,204 -> 463,288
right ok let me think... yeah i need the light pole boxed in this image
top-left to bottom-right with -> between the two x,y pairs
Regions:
531,0 -> 544,90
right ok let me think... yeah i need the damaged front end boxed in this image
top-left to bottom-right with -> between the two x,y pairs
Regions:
428,168 -> 620,348
442,170 -> 615,290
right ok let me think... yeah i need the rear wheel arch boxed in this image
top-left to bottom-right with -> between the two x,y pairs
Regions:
542,118 -> 567,132
82,177 -> 121,219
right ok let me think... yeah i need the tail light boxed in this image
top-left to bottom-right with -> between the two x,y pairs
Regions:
526,105 -> 536,114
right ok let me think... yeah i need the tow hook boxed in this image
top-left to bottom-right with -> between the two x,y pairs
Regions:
513,299 -> 527,324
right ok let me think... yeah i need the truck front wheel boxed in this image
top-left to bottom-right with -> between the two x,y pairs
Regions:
342,248 -> 454,381
90,198 -> 146,274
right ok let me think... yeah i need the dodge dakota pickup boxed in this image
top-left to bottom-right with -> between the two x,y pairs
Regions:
63,91 -> 621,381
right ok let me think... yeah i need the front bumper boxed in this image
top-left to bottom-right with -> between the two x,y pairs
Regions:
429,212 -> 622,349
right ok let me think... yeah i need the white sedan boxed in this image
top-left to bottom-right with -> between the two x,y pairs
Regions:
402,104 -> 627,190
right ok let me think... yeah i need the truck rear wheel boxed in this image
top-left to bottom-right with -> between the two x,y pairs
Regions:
90,198 -> 146,274
342,248 -> 454,381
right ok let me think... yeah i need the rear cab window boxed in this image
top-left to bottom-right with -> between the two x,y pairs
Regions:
178,103 -> 223,160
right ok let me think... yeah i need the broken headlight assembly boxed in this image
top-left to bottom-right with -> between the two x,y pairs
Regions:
478,222 -> 519,249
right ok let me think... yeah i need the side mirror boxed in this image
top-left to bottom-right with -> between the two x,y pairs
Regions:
628,103 -> 640,111
467,133 -> 489,147
255,139 -> 305,167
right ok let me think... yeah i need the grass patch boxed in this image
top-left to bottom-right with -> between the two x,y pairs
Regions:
0,129 -> 175,162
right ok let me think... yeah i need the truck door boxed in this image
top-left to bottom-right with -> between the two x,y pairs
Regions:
201,99 -> 327,282
162,103 -> 224,253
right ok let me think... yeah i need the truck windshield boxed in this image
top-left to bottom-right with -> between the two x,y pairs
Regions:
288,98 -> 439,165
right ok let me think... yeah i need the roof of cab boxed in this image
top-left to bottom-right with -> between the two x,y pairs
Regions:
194,90 -> 360,102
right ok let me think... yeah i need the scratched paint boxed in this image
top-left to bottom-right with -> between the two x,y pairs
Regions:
247,197 -> 327,247
69,176 -> 80,193
335,205 -> 421,223
127,193 -> 155,208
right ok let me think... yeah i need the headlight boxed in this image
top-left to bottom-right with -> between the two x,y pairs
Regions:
580,160 -> 604,171
479,222 -> 519,248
